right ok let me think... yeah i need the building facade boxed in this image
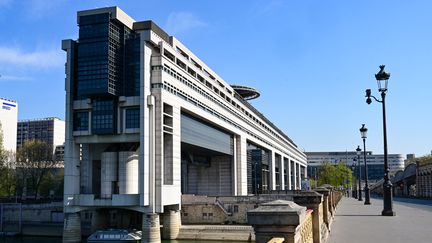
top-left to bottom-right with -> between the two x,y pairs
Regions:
17,117 -> 65,160
62,6 -> 307,242
0,97 -> 18,153
416,158 -> 432,198
306,151 -> 405,181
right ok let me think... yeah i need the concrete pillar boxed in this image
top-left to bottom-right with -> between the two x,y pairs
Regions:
63,213 -> 81,243
281,157 -> 286,190
161,210 -> 181,240
297,163 -> 301,189
293,191 -> 324,243
119,151 -> 139,194
315,187 -> 330,230
248,200 -> 307,243
288,159 -> 292,190
270,151 -> 276,191
142,213 -> 161,243
293,161 -> 297,189
236,135 -> 248,196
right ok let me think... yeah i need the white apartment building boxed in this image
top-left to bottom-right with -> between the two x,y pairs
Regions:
17,117 -> 65,160
0,97 -> 18,153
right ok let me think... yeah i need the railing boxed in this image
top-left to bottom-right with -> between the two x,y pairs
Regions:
215,199 -> 232,216
300,210 -> 314,243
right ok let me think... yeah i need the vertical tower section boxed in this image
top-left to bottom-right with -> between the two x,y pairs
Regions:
75,8 -> 139,135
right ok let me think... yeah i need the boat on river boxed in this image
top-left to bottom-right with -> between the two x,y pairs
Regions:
87,229 -> 142,243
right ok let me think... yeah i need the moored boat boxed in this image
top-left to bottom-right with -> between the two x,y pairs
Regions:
87,229 -> 142,243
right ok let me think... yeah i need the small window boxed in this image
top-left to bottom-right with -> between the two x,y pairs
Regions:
125,108 -> 140,129
73,111 -> 89,131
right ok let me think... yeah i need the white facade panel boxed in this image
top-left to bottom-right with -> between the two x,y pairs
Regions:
0,98 -> 18,152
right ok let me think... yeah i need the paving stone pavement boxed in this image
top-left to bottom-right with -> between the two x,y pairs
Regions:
328,197 -> 432,243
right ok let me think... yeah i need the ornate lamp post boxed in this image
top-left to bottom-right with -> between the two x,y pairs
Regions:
356,146 -> 362,201
351,160 -> 357,199
360,124 -> 371,205
365,65 -> 395,216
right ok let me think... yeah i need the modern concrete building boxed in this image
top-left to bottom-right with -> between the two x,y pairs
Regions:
17,117 -> 65,160
306,151 -> 405,181
62,6 -> 307,242
0,97 -> 18,153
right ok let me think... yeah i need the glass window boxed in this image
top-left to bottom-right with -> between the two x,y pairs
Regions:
92,99 -> 116,134
125,108 -> 140,129
73,112 -> 89,131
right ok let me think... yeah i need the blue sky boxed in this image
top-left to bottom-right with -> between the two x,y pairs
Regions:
0,0 -> 431,157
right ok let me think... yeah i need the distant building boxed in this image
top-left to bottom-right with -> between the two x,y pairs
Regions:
306,151 -> 405,181
17,117 -> 65,160
0,97 -> 18,152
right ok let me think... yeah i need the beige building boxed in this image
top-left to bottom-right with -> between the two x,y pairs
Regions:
416,157 -> 432,198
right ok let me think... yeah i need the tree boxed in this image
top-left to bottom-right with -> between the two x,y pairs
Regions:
0,123 -> 18,197
318,162 -> 353,189
16,140 -> 61,199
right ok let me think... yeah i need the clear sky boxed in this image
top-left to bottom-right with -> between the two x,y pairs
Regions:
0,0 -> 431,157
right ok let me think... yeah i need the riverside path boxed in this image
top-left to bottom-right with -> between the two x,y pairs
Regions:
328,197 -> 432,243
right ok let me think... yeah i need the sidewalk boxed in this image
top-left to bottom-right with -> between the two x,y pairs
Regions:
328,197 -> 432,243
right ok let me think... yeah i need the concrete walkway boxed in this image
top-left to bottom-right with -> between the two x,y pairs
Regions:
328,197 -> 432,243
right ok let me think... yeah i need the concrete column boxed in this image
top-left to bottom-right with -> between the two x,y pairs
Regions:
232,136 -> 238,195
63,213 -> 81,243
288,159 -> 292,190
161,210 -> 181,240
118,151 -> 139,194
293,161 -> 297,190
142,213 -> 161,243
281,157 -> 286,190
297,163 -> 301,189
236,135 -> 248,196
270,151 -> 276,191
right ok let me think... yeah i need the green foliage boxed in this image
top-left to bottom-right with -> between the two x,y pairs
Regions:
16,140 -> 61,199
317,162 -> 353,188
39,169 -> 64,197
0,122 -> 17,197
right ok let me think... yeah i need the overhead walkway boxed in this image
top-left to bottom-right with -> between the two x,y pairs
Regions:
328,197 -> 432,243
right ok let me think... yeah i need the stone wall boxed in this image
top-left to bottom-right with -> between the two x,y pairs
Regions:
181,188 -> 343,243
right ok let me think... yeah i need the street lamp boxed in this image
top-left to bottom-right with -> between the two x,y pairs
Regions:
356,146 -> 362,201
351,160 -> 357,199
360,124 -> 371,205
365,65 -> 395,216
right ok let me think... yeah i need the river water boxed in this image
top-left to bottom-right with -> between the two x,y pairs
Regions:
0,236 -> 244,243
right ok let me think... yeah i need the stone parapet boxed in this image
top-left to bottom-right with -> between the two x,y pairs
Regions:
314,187 -> 331,231
247,200 -> 310,243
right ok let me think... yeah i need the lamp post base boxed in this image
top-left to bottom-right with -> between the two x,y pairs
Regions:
364,187 -> 371,205
381,210 -> 396,216
382,181 -> 395,216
